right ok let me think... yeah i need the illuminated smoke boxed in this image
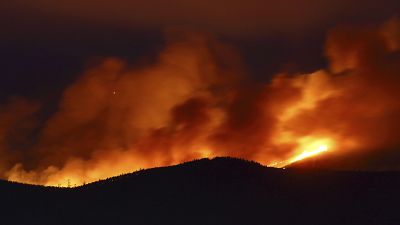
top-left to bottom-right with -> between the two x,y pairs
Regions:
3,18 -> 400,186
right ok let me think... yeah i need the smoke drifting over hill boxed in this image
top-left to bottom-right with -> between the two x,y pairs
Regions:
1,18 -> 400,186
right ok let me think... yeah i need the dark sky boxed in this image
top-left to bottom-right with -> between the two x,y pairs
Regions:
1,0 -> 399,104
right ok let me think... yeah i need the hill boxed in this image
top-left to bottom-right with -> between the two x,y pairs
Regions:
0,157 -> 400,225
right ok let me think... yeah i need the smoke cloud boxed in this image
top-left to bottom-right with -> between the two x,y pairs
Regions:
2,18 -> 400,186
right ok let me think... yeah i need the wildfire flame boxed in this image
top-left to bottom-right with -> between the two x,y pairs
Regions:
290,144 -> 329,164
268,137 -> 334,168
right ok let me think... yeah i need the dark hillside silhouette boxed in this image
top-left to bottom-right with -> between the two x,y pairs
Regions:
0,157 -> 400,225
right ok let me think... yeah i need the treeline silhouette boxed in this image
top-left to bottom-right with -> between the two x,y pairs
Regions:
0,157 -> 399,225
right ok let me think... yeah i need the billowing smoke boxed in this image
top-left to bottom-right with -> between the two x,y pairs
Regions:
3,18 -> 400,186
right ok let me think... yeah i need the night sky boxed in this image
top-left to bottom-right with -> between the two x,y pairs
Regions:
2,0 -> 398,102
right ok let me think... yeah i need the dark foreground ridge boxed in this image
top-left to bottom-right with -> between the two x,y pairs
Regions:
1,157 -> 400,225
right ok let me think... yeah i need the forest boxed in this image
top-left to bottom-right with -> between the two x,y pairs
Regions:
0,157 -> 399,225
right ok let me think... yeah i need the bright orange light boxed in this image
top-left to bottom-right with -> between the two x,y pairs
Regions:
269,137 -> 334,168
288,143 -> 329,164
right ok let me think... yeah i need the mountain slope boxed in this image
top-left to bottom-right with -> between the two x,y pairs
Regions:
1,157 -> 400,225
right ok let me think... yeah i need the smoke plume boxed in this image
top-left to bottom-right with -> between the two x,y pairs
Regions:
3,18 -> 400,186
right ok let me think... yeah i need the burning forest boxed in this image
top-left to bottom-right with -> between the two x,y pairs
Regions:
0,17 -> 400,187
